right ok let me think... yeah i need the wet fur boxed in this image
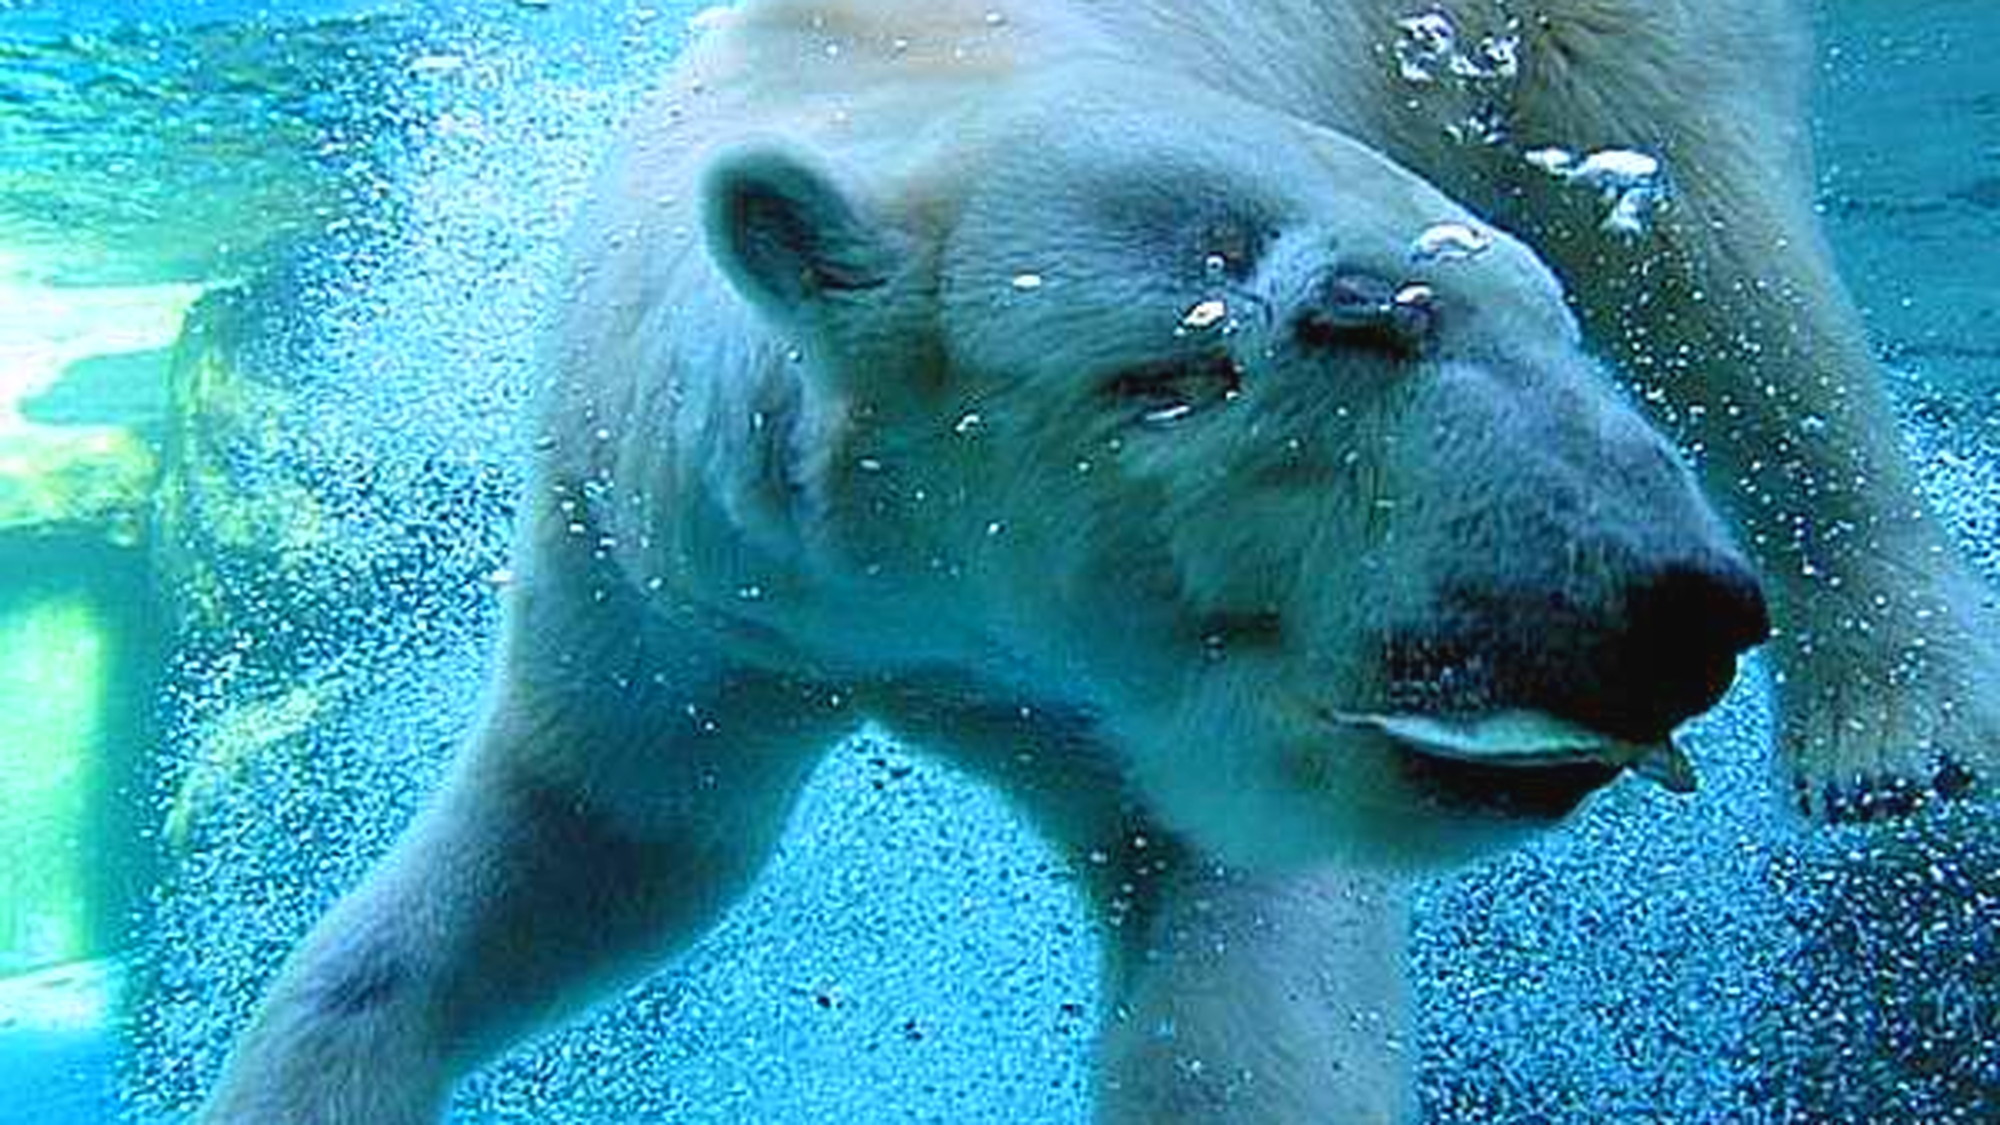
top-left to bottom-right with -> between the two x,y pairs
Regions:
200,1 -> 1996,1122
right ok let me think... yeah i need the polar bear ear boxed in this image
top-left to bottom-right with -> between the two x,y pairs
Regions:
701,144 -> 901,321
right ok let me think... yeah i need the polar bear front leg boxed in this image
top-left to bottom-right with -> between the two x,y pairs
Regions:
1094,860 -> 1413,1125
857,683 -> 1413,1121
1456,3 -> 2000,817
1641,173 -> 1995,818
1521,123 -> 2000,821
1518,109 -> 2000,1107
198,663 -> 842,1125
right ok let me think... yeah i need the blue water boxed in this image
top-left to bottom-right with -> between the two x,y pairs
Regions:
0,1031 -> 118,1121
2,1 -> 1997,1122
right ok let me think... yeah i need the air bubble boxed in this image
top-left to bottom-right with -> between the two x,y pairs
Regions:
1528,147 -> 1671,237
1394,282 -> 1436,310
1394,10 -> 1458,83
1411,221 -> 1494,263
1572,149 -> 1661,184
1525,146 -> 1575,175
1180,299 -> 1228,330
1394,8 -> 1522,144
1472,32 -> 1519,79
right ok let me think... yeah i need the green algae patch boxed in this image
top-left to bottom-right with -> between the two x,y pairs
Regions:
0,425 -> 156,541
154,282 -> 363,639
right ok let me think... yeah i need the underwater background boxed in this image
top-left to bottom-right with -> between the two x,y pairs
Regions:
0,0 -> 1995,1120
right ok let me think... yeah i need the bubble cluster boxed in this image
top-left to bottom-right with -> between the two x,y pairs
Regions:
1392,6 -> 1523,146
1526,146 -> 1673,238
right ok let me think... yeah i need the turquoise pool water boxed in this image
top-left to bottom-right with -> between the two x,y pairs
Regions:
1,1 -> 1996,1121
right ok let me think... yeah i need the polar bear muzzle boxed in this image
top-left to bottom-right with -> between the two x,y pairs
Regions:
1359,551 -> 1770,819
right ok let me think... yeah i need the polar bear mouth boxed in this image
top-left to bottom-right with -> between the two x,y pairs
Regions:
1327,708 -> 1696,819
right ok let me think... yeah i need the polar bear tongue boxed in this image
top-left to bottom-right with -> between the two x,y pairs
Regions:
1328,709 -> 1698,794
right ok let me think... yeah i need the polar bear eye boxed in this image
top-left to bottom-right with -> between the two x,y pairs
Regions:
1294,272 -> 1435,359
1106,353 -> 1243,423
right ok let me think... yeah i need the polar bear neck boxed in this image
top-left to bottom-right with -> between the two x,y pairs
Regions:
671,0 -> 1540,168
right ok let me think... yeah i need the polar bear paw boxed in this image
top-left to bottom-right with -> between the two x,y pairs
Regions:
1781,569 -> 2000,824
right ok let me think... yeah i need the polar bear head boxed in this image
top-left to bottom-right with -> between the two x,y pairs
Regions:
697,68 -> 1767,867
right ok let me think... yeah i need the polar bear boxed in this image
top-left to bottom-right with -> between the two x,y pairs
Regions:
200,0 -> 1998,1121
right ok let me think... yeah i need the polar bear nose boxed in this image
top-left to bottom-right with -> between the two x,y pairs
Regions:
1583,555 -> 1771,740
1385,554 -> 1768,743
